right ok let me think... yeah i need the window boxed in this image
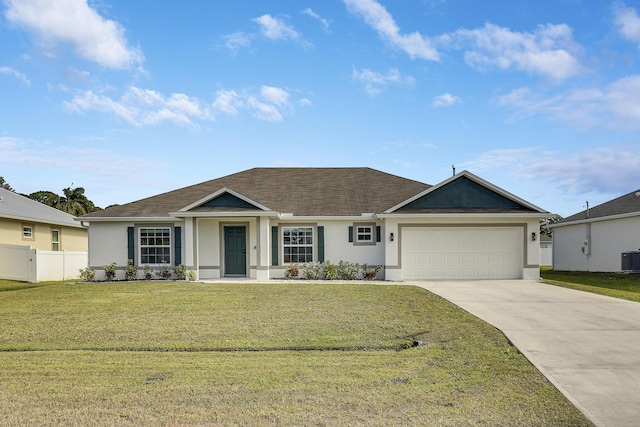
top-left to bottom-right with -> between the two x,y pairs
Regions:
283,227 -> 313,263
22,225 -> 33,240
139,227 -> 171,264
351,222 -> 377,246
356,225 -> 373,243
51,229 -> 60,251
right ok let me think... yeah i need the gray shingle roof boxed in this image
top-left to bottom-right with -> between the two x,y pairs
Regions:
559,189 -> 640,223
81,168 -> 433,218
0,187 -> 84,228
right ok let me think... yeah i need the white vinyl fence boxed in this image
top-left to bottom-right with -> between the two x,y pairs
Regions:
0,243 -> 88,282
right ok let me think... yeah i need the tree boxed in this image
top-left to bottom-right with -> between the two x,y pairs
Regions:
28,191 -> 60,207
540,214 -> 562,237
27,186 -> 101,215
0,176 -> 13,191
57,186 -> 97,215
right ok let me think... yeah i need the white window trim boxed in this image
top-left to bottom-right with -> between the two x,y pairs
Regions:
282,225 -> 315,264
137,225 -> 173,266
51,228 -> 60,251
353,222 -> 377,246
22,224 -> 34,240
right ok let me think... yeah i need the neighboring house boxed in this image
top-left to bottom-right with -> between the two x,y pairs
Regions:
550,189 -> 640,272
80,168 -> 548,281
0,187 -> 87,251
539,234 -> 553,267
0,187 -> 88,282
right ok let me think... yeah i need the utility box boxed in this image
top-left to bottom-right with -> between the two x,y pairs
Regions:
621,251 -> 640,272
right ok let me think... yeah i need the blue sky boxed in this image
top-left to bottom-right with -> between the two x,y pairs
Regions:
1,0 -> 639,217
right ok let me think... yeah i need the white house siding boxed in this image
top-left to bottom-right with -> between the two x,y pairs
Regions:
88,220 -> 184,280
384,217 -> 541,281
554,216 -> 640,272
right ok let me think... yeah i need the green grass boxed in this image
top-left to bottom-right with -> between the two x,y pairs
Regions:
0,280 -> 592,426
541,269 -> 640,302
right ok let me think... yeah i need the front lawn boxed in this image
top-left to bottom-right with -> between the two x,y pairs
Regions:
0,281 -> 592,426
541,269 -> 640,302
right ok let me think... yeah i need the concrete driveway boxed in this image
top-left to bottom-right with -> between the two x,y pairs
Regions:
412,280 -> 640,427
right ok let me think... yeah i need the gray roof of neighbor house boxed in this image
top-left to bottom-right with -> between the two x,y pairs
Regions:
0,187 -> 84,228
558,189 -> 640,224
81,168 -> 433,218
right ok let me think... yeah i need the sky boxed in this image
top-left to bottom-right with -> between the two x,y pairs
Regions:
1,0 -> 640,217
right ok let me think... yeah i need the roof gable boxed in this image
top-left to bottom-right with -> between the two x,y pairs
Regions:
179,188 -> 269,212
387,171 -> 545,213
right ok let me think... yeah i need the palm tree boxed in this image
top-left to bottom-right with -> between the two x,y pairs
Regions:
57,187 -> 94,216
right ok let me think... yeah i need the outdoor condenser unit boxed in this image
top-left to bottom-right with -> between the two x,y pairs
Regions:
621,251 -> 640,272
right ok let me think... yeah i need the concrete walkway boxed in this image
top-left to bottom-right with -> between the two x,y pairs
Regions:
412,280 -> 640,427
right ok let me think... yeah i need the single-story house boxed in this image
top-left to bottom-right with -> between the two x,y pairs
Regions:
550,189 -> 640,272
79,168 -> 548,281
0,187 -> 88,282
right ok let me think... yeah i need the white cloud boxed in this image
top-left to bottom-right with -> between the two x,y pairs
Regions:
614,2 -> 640,47
460,146 -> 640,196
352,67 -> 415,96
221,31 -> 253,53
4,0 -> 143,69
0,66 -> 30,85
496,75 -> 640,130
451,23 -> 581,81
211,86 -> 295,122
432,92 -> 461,107
253,14 -> 311,48
65,87 -> 209,127
343,0 -> 439,60
302,8 -> 331,32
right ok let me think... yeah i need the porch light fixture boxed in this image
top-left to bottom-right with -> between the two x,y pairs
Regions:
531,232 -> 537,241
390,232 -> 394,242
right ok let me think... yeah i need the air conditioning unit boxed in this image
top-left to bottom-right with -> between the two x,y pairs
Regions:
621,251 -> 640,272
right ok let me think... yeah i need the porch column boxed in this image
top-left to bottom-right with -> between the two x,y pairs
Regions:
256,216 -> 271,280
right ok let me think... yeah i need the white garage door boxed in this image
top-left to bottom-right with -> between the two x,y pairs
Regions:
402,227 -> 523,280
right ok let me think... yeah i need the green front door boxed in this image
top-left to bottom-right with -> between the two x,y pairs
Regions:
224,226 -> 246,276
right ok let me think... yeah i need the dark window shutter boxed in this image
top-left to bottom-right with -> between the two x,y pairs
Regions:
174,226 -> 182,266
348,226 -> 353,242
376,226 -> 381,243
127,227 -> 135,264
317,226 -> 324,262
271,226 -> 278,266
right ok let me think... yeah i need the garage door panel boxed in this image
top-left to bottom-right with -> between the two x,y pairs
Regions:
402,227 -> 523,280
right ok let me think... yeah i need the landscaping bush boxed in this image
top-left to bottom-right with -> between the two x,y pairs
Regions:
124,259 -> 138,281
103,262 -> 117,281
78,267 -> 95,282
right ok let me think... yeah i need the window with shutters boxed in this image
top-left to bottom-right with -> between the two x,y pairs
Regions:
352,222 -> 378,246
139,227 -> 171,265
282,226 -> 314,263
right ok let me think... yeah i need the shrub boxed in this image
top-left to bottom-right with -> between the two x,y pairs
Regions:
103,262 -> 117,281
142,265 -> 153,280
337,261 -> 360,280
78,267 -> 95,282
302,262 -> 324,280
285,264 -> 299,279
187,270 -> 197,281
155,262 -> 172,280
362,264 -> 382,280
174,264 -> 187,280
124,259 -> 138,281
324,261 -> 338,280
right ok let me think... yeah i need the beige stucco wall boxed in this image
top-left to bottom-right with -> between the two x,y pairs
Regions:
0,217 -> 87,251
